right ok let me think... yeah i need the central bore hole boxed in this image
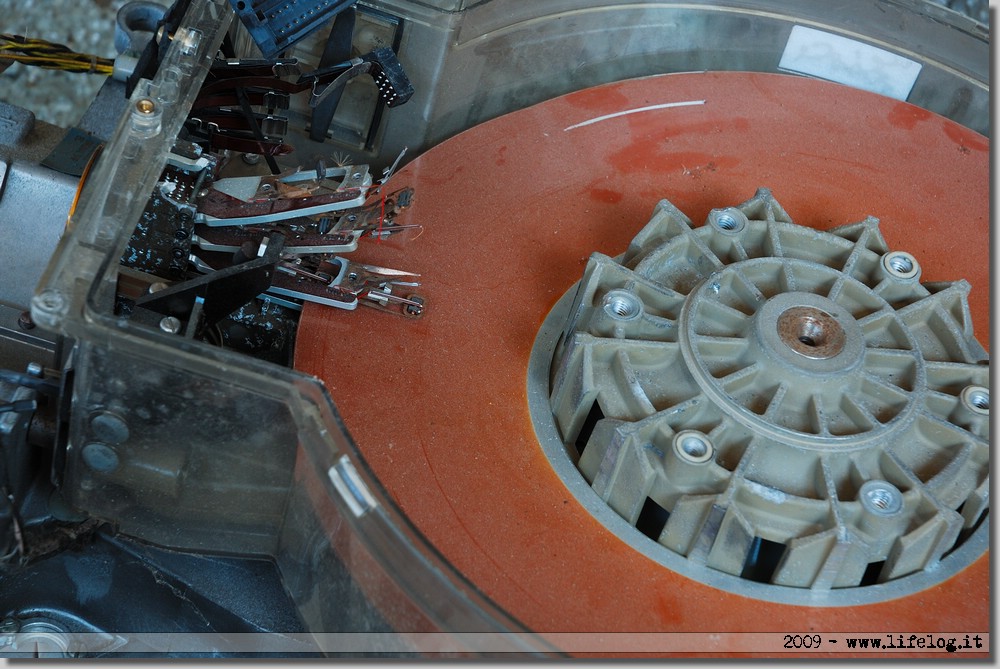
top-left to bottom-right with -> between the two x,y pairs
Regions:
796,318 -> 825,347
776,306 -> 846,360
610,298 -> 632,317
867,490 -> 892,510
716,214 -> 739,230
681,436 -> 708,458
969,390 -> 990,411
603,291 -> 641,320
889,255 -> 913,274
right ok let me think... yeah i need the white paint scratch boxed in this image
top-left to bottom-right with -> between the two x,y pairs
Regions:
745,480 -> 787,505
563,100 -> 706,131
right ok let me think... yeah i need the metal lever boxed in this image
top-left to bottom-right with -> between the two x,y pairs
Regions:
269,257 -> 424,315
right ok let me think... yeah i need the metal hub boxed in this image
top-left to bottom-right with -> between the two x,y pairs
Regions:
775,304 -> 846,360
539,189 -> 989,601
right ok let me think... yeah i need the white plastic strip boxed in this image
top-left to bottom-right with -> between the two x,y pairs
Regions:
563,100 -> 705,131
328,455 -> 378,517
779,25 -> 922,101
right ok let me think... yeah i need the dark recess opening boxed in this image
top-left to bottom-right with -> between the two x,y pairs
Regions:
574,400 -> 604,458
635,497 -> 670,542
943,508 -> 987,559
860,560 -> 886,586
740,536 -> 786,583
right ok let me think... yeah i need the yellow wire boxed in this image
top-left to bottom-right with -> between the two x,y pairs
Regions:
67,143 -> 104,232
0,33 -> 113,75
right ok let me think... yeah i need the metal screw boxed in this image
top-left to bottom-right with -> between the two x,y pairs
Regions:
90,411 -> 130,445
672,430 -> 714,464
859,480 -> 903,516
881,251 -> 920,280
81,442 -> 120,473
33,290 -> 65,314
602,290 -> 642,321
159,317 -> 182,334
17,311 -> 34,330
708,207 -> 748,234
960,385 -> 989,415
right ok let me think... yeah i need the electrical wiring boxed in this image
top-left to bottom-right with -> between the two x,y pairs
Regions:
0,33 -> 113,75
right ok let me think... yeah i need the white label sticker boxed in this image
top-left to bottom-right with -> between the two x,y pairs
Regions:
779,25 -> 922,101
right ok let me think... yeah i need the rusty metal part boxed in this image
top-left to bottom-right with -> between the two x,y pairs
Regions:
193,223 -> 360,255
192,166 -> 372,226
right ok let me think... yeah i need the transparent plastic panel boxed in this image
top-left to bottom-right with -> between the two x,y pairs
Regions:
32,0 -> 233,335
27,0 -> 554,651
360,0 -> 989,169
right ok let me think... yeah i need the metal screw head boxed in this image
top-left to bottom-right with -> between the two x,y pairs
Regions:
960,385 -> 990,415
17,311 -> 34,330
90,411 -> 130,445
159,316 -> 182,334
602,290 -> 642,321
672,430 -> 714,464
707,207 -> 748,234
859,480 -> 903,516
81,442 -> 120,473
33,290 -> 66,315
135,98 -> 156,115
881,251 -> 920,280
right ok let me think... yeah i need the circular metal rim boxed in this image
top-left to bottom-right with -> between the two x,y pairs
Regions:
527,283 -> 989,607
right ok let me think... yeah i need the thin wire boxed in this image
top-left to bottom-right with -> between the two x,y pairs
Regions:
0,33 -> 114,75
67,143 -> 104,231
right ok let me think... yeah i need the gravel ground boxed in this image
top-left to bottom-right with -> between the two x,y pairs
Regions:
0,0 -> 168,128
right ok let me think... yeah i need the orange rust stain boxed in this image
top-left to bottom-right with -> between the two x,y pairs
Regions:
943,122 -> 989,152
589,187 -> 624,204
654,117 -> 751,140
608,141 -> 741,175
887,101 -> 932,130
565,81 -> 631,110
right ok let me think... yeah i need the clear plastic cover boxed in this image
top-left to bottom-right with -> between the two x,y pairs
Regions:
30,0 -> 553,654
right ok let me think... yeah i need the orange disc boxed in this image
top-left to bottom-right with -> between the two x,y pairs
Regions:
295,72 -> 989,656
